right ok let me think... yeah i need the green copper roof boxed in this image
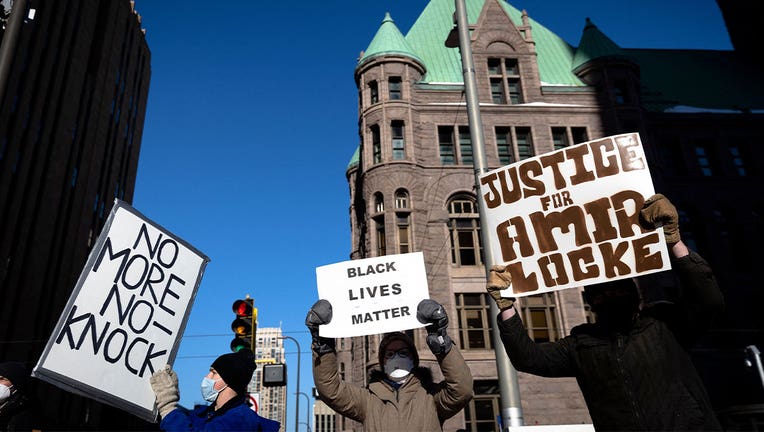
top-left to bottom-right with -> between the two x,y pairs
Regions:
347,146 -> 359,170
403,0 -> 584,86
572,18 -> 625,71
357,12 -> 424,69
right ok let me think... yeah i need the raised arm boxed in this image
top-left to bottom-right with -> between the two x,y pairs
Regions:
487,267 -> 576,377
417,300 -> 473,419
306,300 -> 369,423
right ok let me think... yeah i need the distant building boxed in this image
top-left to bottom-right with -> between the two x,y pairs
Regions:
251,327 -> 288,429
313,399 -> 337,432
343,0 -> 763,430
0,0 -> 151,429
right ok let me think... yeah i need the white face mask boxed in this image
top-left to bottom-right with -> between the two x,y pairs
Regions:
0,384 -> 12,403
200,377 -> 227,403
384,355 -> 414,382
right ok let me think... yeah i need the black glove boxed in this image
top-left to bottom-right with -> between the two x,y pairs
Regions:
305,300 -> 335,355
416,299 -> 453,356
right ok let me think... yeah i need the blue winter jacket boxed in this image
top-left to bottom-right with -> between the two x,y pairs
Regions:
160,395 -> 280,432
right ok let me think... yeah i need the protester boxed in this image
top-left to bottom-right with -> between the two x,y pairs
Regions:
306,298 -> 473,431
487,193 -> 724,431
0,361 -> 41,432
150,350 -> 280,431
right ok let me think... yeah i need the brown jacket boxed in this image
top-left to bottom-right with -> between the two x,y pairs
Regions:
312,346 -> 473,431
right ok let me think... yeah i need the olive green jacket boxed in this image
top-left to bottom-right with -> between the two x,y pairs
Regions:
312,346 -> 473,432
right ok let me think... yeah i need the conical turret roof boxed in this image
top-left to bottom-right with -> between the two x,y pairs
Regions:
357,12 -> 423,69
572,17 -> 626,71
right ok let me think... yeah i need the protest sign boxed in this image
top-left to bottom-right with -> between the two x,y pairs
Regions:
479,132 -> 670,297
33,199 -> 209,422
316,252 -> 429,337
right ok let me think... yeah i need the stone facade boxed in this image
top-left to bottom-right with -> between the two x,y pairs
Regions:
339,0 -> 764,430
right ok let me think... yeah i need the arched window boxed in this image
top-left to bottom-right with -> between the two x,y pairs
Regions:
448,194 -> 483,266
394,189 -> 408,209
395,189 -> 411,253
374,192 -> 384,213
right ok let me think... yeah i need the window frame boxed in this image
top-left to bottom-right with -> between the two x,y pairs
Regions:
447,194 -> 483,266
391,120 -> 405,160
455,293 -> 493,350
388,76 -> 402,100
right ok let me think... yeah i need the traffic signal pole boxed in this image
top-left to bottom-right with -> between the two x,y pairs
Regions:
451,0 -> 524,428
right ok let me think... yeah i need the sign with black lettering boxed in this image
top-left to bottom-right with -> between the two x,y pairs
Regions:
32,200 -> 209,422
316,252 -> 429,337
479,133 -> 670,297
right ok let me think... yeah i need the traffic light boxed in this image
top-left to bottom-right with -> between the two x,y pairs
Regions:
230,298 -> 257,353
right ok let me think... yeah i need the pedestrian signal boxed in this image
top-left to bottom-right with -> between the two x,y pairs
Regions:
230,298 -> 257,353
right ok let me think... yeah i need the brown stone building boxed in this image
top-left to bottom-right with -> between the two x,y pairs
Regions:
0,0 -> 151,429
338,0 -> 764,430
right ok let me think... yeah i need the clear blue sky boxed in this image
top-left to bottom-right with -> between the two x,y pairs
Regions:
132,1 -> 731,429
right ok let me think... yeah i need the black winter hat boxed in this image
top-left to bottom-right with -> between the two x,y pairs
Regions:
211,350 -> 256,395
0,361 -> 29,392
378,332 -> 419,368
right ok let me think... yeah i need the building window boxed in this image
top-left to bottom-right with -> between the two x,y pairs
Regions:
391,120 -> 405,160
495,127 -> 514,165
375,217 -> 386,256
551,127 -> 569,150
694,139 -> 718,176
488,58 -> 523,105
516,127 -> 534,159
729,144 -> 747,176
389,77 -> 402,100
519,293 -> 560,342
448,195 -> 483,266
371,125 -> 381,164
395,189 -> 409,209
459,126 -> 473,164
678,209 -> 699,252
373,192 -> 384,213
397,213 -> 410,254
455,293 -> 493,350
438,126 -> 456,165
439,125 -> 472,165
495,126 -> 534,162
369,80 -> 378,104
464,380 -> 500,432
571,127 -> 588,144
614,80 -> 629,104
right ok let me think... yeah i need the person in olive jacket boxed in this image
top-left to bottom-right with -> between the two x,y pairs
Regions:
487,194 -> 724,431
306,299 -> 473,432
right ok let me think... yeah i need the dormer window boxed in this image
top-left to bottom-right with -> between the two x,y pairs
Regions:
488,58 -> 523,104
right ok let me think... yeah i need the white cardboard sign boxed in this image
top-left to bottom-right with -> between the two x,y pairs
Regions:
478,133 -> 670,297
33,200 -> 209,422
316,252 -> 429,337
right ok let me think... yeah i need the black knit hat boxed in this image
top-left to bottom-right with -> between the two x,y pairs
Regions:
211,350 -> 255,395
378,332 -> 419,368
0,361 -> 29,392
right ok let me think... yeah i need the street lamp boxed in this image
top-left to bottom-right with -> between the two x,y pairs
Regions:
446,0 -> 524,429
280,336 -> 301,432
297,391 -> 311,432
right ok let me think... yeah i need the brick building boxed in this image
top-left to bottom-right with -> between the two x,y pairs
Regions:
338,0 -> 763,430
0,0 -> 151,429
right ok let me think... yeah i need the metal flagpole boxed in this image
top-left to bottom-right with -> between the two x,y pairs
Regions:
450,0 -> 524,429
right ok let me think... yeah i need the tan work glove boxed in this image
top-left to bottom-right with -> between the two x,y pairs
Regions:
150,364 -> 179,418
640,193 -> 680,244
486,265 -> 515,311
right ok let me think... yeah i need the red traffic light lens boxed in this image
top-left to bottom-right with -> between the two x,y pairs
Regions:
232,299 -> 253,316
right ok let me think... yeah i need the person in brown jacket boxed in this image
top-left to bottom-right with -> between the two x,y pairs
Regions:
305,299 -> 473,431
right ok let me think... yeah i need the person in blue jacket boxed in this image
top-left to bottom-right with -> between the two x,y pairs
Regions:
150,350 -> 280,432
